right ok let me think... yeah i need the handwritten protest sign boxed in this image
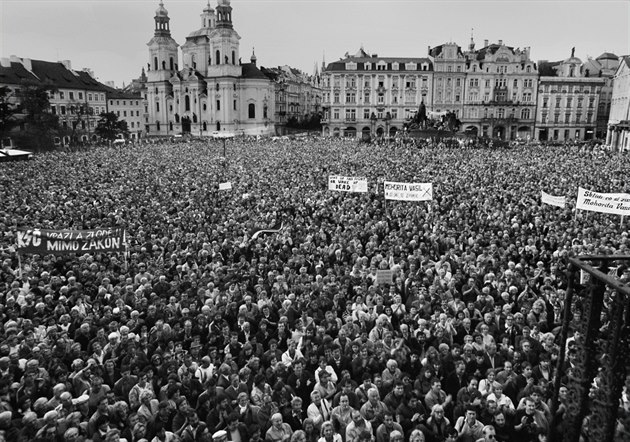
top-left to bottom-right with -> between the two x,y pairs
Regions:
328,175 -> 368,193
384,181 -> 433,201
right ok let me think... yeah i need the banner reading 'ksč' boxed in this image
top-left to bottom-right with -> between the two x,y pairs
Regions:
16,228 -> 126,255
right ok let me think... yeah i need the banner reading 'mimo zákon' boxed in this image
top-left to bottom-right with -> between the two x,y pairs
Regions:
576,187 -> 630,216
16,228 -> 126,255
384,181 -> 433,201
328,175 -> 368,193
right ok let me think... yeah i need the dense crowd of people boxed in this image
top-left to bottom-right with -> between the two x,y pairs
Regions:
0,137 -> 629,442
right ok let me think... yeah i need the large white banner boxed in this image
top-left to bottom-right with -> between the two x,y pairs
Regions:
541,191 -> 566,208
219,182 -> 232,190
384,181 -> 433,201
576,187 -> 630,216
328,175 -> 368,193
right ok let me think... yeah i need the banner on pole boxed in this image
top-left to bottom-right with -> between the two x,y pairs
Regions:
541,191 -> 566,208
328,175 -> 368,193
219,182 -> 232,190
384,181 -> 433,201
576,187 -> 630,216
16,228 -> 126,255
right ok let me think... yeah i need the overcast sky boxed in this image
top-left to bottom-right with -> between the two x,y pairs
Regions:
1,0 -> 628,88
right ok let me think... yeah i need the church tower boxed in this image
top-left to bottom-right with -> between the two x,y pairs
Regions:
147,1 -> 179,82
207,0 -> 241,77
146,1 -> 179,135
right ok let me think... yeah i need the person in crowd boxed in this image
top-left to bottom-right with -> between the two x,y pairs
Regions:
0,138 -> 626,442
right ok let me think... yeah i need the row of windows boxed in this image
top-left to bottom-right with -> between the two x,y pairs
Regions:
540,112 -> 594,124
155,100 -> 267,118
326,108 -> 415,121
466,92 -> 532,103
55,91 -> 106,101
109,100 -> 140,106
541,85 -> 596,94
51,105 -> 105,116
116,110 -> 141,117
542,97 -> 595,108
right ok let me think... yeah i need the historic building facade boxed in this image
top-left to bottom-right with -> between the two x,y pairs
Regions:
583,53 -> 620,139
607,56 -> 630,151
107,90 -> 144,140
0,56 -> 109,146
321,47 -> 433,138
260,65 -> 322,132
428,42 -> 467,118
535,51 -> 605,142
460,40 -> 538,140
145,0 -> 275,137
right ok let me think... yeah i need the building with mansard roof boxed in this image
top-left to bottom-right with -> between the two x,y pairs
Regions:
144,0 -> 275,137
535,49 -> 605,142
0,56 -> 109,147
321,47 -> 433,139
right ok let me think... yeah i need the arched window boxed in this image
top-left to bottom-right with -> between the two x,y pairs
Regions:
263,105 -> 268,119
216,121 -> 221,131
169,122 -> 173,131
203,122 -> 207,131
248,103 -> 255,119
192,55 -> 196,69
162,60 -> 166,70
185,96 -> 191,111
170,57 -> 174,70
156,121 -> 161,131
232,51 -> 236,65
175,114 -> 180,123
154,57 -> 158,71
215,50 -> 220,65
521,108 -> 531,119
193,114 -> 198,123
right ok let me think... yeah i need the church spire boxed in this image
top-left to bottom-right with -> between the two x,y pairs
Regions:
469,28 -> 475,51
216,0 -> 233,29
154,1 -> 171,37
250,47 -> 257,66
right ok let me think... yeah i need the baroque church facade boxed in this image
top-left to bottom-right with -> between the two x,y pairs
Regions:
145,0 -> 275,137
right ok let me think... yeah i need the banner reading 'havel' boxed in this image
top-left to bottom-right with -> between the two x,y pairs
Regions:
16,228 -> 126,255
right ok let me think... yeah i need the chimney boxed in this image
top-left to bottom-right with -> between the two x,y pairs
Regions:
498,39 -> 503,46
82,68 -> 95,78
484,39 -> 488,47
0,58 -> 10,68
60,59 -> 72,70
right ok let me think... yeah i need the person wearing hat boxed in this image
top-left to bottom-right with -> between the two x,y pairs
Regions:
212,429 -> 228,442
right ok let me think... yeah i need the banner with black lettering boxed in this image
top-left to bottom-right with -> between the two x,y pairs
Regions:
328,175 -> 368,193
16,228 -> 126,255
576,187 -> 630,216
384,181 -> 433,201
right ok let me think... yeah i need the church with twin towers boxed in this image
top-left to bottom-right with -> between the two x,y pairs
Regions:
145,0 -> 275,136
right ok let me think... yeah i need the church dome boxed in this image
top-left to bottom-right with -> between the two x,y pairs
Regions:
596,52 -> 618,61
155,1 -> 168,17
217,0 -> 231,6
